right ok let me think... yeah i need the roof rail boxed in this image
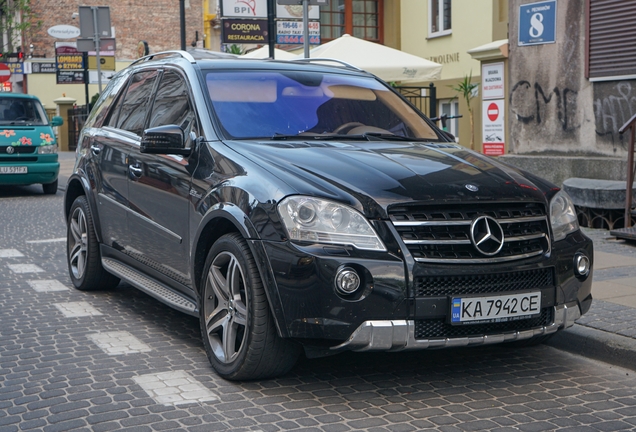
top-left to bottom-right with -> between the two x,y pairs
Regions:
130,50 -> 195,67
290,58 -> 364,72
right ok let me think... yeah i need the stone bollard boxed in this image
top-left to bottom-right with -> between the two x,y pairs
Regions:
53,96 -> 77,152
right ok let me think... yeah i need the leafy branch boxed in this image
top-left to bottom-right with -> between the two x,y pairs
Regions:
449,71 -> 479,150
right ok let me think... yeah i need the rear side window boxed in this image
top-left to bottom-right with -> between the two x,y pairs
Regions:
87,69 -> 132,129
115,70 -> 159,136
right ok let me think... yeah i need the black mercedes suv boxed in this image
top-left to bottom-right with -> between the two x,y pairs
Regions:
64,50 -> 593,380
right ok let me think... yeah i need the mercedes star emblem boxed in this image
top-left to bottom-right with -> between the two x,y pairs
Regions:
470,215 -> 505,256
6,146 -> 14,154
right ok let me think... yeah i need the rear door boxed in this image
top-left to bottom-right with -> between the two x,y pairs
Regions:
126,68 -> 199,290
91,69 -> 159,250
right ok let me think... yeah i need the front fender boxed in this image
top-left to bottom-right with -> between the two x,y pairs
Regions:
64,172 -> 103,243
190,203 -> 290,337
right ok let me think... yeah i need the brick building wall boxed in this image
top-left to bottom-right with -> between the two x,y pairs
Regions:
27,0 -> 204,60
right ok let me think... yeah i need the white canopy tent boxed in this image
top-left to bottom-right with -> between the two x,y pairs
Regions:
242,46 -> 298,60
302,34 -> 442,83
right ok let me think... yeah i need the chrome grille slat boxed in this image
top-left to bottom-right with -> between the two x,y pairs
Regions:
389,202 -> 550,263
403,239 -> 471,245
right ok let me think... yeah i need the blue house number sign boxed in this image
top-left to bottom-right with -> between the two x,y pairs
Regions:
518,0 -> 556,46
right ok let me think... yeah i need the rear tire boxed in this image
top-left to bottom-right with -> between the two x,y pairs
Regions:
42,179 -> 58,195
67,195 -> 120,291
200,233 -> 301,380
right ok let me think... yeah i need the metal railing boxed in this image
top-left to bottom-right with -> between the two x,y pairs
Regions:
619,113 -> 636,228
396,83 -> 437,118
68,106 -> 89,152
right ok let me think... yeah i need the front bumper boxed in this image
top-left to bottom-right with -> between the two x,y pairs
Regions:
331,301 -> 581,352
260,228 -> 593,344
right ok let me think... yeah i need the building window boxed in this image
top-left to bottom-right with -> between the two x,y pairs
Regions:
429,0 -> 451,38
587,0 -> 636,80
439,99 -> 459,141
320,0 -> 382,43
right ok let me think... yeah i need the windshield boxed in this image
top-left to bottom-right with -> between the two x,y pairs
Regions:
0,97 -> 49,125
204,70 -> 440,140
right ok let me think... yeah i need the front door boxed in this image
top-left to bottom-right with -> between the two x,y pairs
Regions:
126,69 -> 198,290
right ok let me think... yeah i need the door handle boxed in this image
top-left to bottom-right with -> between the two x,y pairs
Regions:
90,145 -> 101,156
129,164 -> 143,177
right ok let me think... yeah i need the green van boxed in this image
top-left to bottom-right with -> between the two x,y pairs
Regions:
0,94 -> 63,194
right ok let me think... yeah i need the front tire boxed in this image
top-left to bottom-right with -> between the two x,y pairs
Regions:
42,180 -> 58,195
200,233 -> 300,380
67,195 -> 120,291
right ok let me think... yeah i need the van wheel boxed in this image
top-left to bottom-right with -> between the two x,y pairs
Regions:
67,195 -> 120,291
42,180 -> 58,195
200,233 -> 300,380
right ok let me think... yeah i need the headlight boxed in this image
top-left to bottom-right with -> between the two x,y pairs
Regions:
550,190 -> 579,241
278,196 -> 386,251
37,145 -> 58,154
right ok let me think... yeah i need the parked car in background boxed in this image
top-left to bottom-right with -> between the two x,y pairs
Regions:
0,93 -> 63,194
64,50 -> 594,380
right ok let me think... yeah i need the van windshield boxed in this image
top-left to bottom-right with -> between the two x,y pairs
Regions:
204,70 -> 440,140
0,98 -> 49,125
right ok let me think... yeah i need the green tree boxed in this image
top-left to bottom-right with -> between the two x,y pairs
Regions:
450,72 -> 479,150
0,0 -> 41,54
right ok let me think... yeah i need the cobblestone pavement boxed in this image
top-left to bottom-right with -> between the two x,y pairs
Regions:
2,187 -> 636,432
575,229 -> 636,340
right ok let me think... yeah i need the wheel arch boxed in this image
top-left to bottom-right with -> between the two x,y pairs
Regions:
64,175 -> 104,244
192,203 -> 289,338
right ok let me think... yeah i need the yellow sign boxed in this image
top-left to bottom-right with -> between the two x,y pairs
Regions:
88,55 -> 115,71
56,54 -> 84,70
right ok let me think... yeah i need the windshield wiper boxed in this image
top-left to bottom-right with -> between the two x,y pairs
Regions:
269,132 -> 432,142
270,133 -> 370,141
356,132 -> 431,142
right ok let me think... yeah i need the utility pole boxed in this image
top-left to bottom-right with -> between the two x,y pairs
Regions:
180,0 -> 186,50
91,6 -> 103,94
268,0 -> 276,58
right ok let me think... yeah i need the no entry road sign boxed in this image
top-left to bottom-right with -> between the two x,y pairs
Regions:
0,63 -> 11,83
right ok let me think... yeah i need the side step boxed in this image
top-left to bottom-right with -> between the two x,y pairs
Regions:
102,258 -> 198,316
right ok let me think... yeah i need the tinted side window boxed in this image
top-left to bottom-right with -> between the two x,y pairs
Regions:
148,70 -> 197,135
116,70 -> 159,135
87,69 -> 132,129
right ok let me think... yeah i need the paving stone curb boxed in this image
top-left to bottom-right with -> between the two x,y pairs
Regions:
547,324 -> 636,372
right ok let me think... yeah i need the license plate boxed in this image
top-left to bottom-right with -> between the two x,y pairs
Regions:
0,166 -> 27,174
450,292 -> 541,324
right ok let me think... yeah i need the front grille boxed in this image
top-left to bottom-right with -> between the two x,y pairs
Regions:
0,156 -> 37,162
415,268 -> 554,297
389,202 -> 550,263
0,146 -> 37,154
414,307 -> 553,339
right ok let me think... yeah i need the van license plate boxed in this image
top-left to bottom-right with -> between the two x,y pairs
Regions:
0,166 -> 27,174
450,292 -> 541,324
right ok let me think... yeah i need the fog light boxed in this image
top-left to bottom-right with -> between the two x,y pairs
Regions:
335,267 -> 360,294
574,253 -> 590,277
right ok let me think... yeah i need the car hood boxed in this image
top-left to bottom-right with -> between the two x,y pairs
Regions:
227,140 -> 552,217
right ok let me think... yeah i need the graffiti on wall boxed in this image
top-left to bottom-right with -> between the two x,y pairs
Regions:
594,81 -> 636,148
510,80 -> 579,132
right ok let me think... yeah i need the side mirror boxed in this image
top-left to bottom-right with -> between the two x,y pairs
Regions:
51,116 -> 63,127
141,124 -> 191,155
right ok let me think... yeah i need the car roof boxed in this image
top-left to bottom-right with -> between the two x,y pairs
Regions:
0,93 -> 41,101
131,50 -> 375,79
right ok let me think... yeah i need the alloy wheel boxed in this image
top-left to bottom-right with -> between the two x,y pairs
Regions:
204,251 -> 248,364
69,206 -> 88,280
